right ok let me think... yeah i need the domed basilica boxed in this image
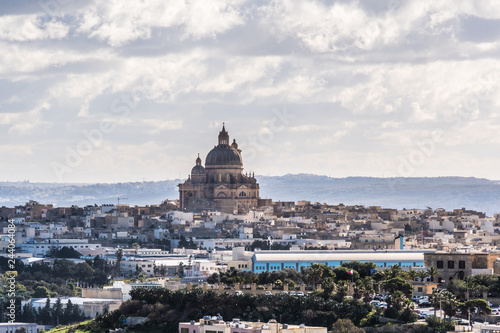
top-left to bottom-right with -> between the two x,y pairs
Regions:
178,124 -> 261,213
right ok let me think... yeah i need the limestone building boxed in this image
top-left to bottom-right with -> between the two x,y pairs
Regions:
424,250 -> 499,286
178,125 -> 260,213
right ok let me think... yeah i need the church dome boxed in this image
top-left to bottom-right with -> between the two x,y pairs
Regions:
191,154 -> 206,174
191,164 -> 206,174
205,146 -> 242,166
205,124 -> 243,167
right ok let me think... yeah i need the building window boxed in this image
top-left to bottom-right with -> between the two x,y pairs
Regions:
436,261 -> 443,269
459,261 -> 465,269
448,261 -> 454,269
418,287 -> 423,293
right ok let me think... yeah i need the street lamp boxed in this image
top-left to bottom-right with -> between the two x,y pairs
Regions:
439,289 -> 443,320
465,277 -> 471,327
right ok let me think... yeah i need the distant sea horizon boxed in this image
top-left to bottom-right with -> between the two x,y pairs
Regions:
1,174 -> 499,216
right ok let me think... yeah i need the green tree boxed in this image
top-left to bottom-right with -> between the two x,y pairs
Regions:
305,263 -> 328,288
321,277 -> 336,297
137,272 -> 147,282
207,273 -> 219,284
333,266 -> 359,282
331,319 -> 365,333
115,248 -> 124,274
334,280 -> 349,302
176,263 -> 185,278
426,316 -> 455,333
75,262 -> 94,287
53,297 -> 63,325
440,290 -> 458,320
352,277 -> 374,302
406,268 -> 418,281
430,289 -> 459,320
62,299 -> 74,325
386,290 -> 406,315
426,266 -> 437,282
39,297 -> 52,325
381,277 -> 413,297
430,288 -> 442,317
283,278 -> 295,290
417,270 -> 428,282
341,261 -> 376,278
460,298 -> 491,322
384,264 -> 403,280
33,286 -> 50,298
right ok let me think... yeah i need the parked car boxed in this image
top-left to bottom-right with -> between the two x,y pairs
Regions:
455,319 -> 470,326
265,291 -> 272,296
282,291 -> 288,295
418,310 -> 431,319
419,301 -> 431,307
412,295 -> 426,303
378,302 -> 388,308
417,296 -> 429,304
289,291 -> 296,296
491,308 -> 499,315
297,292 -> 304,297
234,290 -> 243,296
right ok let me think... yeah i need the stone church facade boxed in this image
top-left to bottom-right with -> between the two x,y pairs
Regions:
178,125 -> 260,213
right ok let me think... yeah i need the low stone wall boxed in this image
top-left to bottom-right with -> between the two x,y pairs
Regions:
186,282 -> 308,295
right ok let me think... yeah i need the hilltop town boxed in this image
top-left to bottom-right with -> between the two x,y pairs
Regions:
2,125 -> 500,333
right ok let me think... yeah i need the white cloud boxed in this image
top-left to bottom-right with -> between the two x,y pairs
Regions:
1,0 -> 500,182
0,15 -> 68,41
79,0 -> 246,46
142,119 -> 183,134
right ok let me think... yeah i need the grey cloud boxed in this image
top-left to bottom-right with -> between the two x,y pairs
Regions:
458,15 -> 500,42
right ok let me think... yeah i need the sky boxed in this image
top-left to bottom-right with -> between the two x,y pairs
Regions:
1,0 -> 500,183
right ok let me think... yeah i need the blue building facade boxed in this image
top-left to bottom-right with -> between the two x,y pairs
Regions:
252,250 -> 432,273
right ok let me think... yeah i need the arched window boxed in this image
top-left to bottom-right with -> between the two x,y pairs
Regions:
239,191 -> 247,197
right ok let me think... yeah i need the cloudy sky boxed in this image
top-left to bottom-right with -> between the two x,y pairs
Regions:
1,0 -> 500,183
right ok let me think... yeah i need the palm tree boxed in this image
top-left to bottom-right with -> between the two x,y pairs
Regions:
441,290 -> 458,320
384,264 -> 403,280
321,277 -> 336,297
335,280 -> 349,302
430,288 -> 442,317
406,269 -> 418,281
355,277 -> 374,302
417,270 -> 428,282
115,248 -> 124,274
386,290 -> 406,315
426,266 -> 437,282
307,263 -> 325,289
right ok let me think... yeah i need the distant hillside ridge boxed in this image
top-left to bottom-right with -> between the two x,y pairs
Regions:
1,175 -> 499,215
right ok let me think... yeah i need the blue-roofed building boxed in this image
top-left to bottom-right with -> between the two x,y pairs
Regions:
252,250 -> 435,273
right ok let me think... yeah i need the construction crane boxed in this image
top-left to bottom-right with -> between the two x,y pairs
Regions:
117,197 -> 128,206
